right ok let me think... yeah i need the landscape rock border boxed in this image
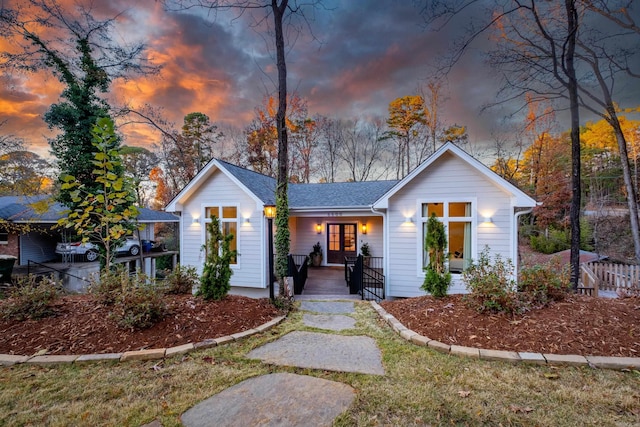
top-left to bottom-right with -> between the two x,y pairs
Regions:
0,316 -> 286,367
371,301 -> 640,371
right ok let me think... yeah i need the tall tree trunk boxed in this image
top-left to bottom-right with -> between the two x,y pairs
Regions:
565,0 -> 581,290
608,111 -> 640,262
272,0 -> 291,297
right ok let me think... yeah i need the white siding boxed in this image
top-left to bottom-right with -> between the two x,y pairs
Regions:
387,152 -> 517,298
179,171 -> 265,290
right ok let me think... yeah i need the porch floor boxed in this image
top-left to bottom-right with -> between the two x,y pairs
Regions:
296,266 -> 359,300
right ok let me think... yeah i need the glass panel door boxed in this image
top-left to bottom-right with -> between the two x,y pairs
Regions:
327,223 -> 357,264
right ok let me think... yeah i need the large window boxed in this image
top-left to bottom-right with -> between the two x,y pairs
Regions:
205,206 -> 238,264
421,202 -> 472,273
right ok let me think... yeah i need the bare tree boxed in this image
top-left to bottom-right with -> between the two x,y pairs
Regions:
314,115 -> 342,183
421,0 -> 584,287
339,118 -> 389,182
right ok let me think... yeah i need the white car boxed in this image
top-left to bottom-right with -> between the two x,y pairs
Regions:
55,237 -> 141,262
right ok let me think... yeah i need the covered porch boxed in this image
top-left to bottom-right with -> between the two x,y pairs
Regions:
290,256 -> 385,301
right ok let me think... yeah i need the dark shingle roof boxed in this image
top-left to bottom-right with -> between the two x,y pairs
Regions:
217,160 -> 277,205
289,181 -> 398,208
216,161 -> 398,209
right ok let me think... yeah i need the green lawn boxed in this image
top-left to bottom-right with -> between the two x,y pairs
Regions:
1,302 -> 638,426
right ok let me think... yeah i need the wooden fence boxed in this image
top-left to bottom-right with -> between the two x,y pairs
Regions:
580,262 -> 640,296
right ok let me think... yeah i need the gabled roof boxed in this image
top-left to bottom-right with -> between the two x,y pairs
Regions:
165,158 -> 399,211
164,142 -> 536,213
373,142 -> 537,209
165,158 -> 272,211
217,160 -> 277,205
0,195 -> 179,223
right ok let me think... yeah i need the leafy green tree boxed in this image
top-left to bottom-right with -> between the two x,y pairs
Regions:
0,0 -> 155,208
421,213 -> 451,298
59,118 -> 139,270
199,215 -> 237,300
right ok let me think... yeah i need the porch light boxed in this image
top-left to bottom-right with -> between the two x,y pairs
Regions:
264,205 -> 276,219
404,216 -> 414,224
192,217 -> 200,224
243,217 -> 251,224
483,216 -> 493,224
361,223 -> 367,235
316,223 -> 322,234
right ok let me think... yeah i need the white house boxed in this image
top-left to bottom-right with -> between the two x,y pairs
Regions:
165,142 -> 537,299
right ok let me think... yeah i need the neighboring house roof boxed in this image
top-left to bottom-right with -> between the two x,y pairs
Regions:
373,142 -> 537,209
0,195 -> 178,224
165,142 -> 537,212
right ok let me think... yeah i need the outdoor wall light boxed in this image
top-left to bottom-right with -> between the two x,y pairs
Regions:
192,217 -> 200,224
483,216 -> 493,223
264,205 -> 276,219
404,217 -> 414,224
243,217 -> 251,224
361,223 -> 368,235
316,223 -> 322,234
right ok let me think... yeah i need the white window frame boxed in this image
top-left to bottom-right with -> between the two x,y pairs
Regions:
202,205 -> 239,267
416,198 -> 477,276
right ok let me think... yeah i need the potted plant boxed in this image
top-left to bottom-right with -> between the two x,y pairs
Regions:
360,242 -> 371,266
309,241 -> 322,267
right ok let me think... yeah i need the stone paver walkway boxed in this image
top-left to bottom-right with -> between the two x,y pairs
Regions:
179,300 -> 383,426
303,313 -> 355,331
246,330 -> 384,375
181,373 -> 355,427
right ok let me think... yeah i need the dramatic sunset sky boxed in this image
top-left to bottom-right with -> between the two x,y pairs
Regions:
1,0 -> 638,160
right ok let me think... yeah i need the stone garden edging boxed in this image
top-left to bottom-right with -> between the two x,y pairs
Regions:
370,301 -> 640,371
0,316 -> 287,367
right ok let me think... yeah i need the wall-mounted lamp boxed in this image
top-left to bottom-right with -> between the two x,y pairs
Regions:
264,205 -> 276,219
483,216 -> 493,224
243,217 -> 251,224
315,223 -> 322,234
361,223 -> 368,235
192,217 -> 200,224
404,217 -> 414,224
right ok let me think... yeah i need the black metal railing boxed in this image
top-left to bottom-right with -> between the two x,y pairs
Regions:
287,254 -> 309,295
345,255 -> 385,301
27,260 -> 91,284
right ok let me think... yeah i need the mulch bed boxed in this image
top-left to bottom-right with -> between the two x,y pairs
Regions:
0,294 -> 281,356
381,294 -> 640,357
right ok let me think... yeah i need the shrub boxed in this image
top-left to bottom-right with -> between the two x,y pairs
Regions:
463,247 -> 518,314
198,215 -> 236,300
163,264 -> 198,295
421,213 -> 451,298
422,267 -> 451,298
90,266 -> 168,329
1,275 -> 61,321
530,219 -> 594,254
518,259 -> 571,308
89,266 -> 129,305
530,227 -> 569,254
112,280 -> 167,330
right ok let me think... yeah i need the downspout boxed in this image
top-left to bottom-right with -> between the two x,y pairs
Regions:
370,205 -> 387,298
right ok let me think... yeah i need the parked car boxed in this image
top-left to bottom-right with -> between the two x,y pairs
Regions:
55,237 -> 141,262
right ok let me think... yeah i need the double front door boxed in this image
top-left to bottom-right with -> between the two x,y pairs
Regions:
327,223 -> 357,264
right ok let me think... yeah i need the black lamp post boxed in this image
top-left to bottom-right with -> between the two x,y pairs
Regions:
264,205 -> 276,301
